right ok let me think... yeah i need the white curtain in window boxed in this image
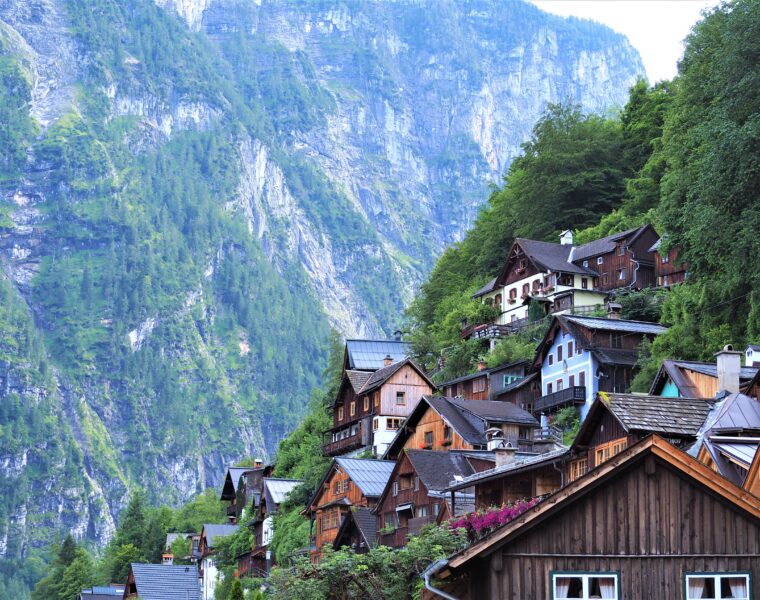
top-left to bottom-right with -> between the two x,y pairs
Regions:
688,578 -> 705,599
554,577 -> 571,599
598,578 -> 615,599
728,577 -> 748,599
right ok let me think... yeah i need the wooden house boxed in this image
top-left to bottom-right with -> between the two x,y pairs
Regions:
198,524 -> 238,600
325,358 -> 434,457
745,448 -> 760,497
492,372 -> 541,412
426,436 -> 760,600
305,457 -> 394,562
650,359 -> 758,398
744,367 -> 760,399
439,360 -> 529,401
374,450 -> 495,548
382,395 -> 543,460
649,238 -> 688,287
532,314 -> 667,418
332,507 -> 377,554
566,392 -> 714,484
220,465 -> 255,523
123,564 -> 199,600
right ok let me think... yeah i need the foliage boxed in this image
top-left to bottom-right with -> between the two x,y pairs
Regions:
617,289 -> 665,323
266,524 -> 468,600
32,540 -> 95,600
485,331 -> 540,369
553,407 -> 581,445
448,498 -> 541,541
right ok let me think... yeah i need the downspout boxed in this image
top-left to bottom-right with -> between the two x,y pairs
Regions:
422,558 -> 461,600
552,459 -> 565,488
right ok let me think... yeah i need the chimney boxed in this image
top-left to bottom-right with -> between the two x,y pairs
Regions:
494,444 -> 517,467
715,344 -> 742,394
393,330 -> 402,341
606,302 -> 622,320
477,359 -> 488,372
254,458 -> 263,468
162,553 -> 174,566
383,354 -> 393,367
560,230 -> 574,246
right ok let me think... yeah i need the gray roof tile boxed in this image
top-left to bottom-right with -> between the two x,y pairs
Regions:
405,450 -> 477,492
335,458 -> 395,497
202,524 -> 238,549
263,478 -> 303,505
571,226 -> 646,262
563,315 -> 668,335
130,564 -> 199,600
517,238 -> 596,275
603,393 -> 714,436
345,370 -> 372,394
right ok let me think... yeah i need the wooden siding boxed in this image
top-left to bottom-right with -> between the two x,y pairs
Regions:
401,405 -> 475,452
475,463 -> 561,508
502,244 -> 542,287
333,383 -> 362,428
655,246 -> 687,286
378,366 -> 433,416
464,460 -> 760,599
682,368 -> 720,398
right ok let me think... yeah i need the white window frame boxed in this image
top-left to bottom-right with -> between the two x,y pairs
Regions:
597,256 -> 604,265
684,572 -> 750,600
551,572 -> 619,600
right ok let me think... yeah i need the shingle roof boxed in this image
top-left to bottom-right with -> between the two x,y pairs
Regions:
448,397 -> 539,426
352,507 -> 377,548
345,370 -> 372,394
427,396 -> 490,446
405,450 -> 478,492
472,277 -> 498,299
571,226 -> 646,262
345,339 -> 411,370
563,315 -> 668,335
264,478 -> 303,505
202,524 -> 238,549
129,564 -> 199,600
603,393 -> 714,437
439,360 -> 527,388
495,373 -> 538,397
335,458 -> 395,497
516,238 -> 596,275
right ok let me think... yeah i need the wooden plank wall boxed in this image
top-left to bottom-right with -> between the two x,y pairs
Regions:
379,366 -> 433,416
402,407 -> 474,452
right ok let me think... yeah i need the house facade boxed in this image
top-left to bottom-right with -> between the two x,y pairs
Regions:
439,360 -> 528,401
427,436 -> 760,600
198,524 -> 238,600
650,359 -> 758,398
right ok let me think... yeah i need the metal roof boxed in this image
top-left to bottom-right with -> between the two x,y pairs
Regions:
263,478 -> 302,505
713,440 -> 759,467
708,393 -> 760,433
335,458 -> 395,497
439,361 -> 527,388
345,339 -> 411,370
129,564 -> 199,600
202,524 -> 238,549
564,315 -> 668,335
673,360 -> 759,382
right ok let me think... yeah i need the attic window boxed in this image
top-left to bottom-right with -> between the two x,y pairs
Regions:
597,256 -> 604,265
396,391 -> 406,405
364,397 -> 370,411
583,260 -> 589,268
443,425 -> 452,440
338,407 -> 344,420
617,245 -> 625,256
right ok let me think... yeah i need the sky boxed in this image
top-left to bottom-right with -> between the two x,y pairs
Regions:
531,0 -> 721,83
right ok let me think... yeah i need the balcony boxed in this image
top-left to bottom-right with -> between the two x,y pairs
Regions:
533,386 -> 586,414
322,432 -> 364,456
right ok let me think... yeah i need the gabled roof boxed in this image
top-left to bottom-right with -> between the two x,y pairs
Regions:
700,436 -> 760,487
440,436 -> 760,574
650,360 -> 759,397
746,344 -> 760,352
128,564 -> 199,600
706,393 -> 760,434
572,225 -> 654,262
514,238 -> 596,275
439,360 -> 527,388
405,450 -> 479,492
344,339 -> 411,371
334,457 -> 395,497
562,315 -> 667,335
263,478 -> 303,506
357,358 -> 434,395
472,277 -> 498,299
574,393 -> 714,446
220,466 -> 253,501
345,370 -> 372,394
333,506 -> 377,550
201,524 -> 238,549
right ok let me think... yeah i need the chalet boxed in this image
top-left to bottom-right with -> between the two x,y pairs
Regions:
532,314 -> 667,417
220,462 -> 272,524
650,360 -> 757,398
566,392 -> 714,483
746,344 -> 760,368
332,507 -> 377,554
123,563 -> 199,600
446,447 -> 569,510
649,238 -> 688,287
425,436 -> 760,600
240,478 -> 302,578
493,372 -> 540,411
305,457 -> 394,562
382,395 -> 543,460
374,450 -> 495,548
198,524 -> 238,600
439,360 -> 528,401
325,357 -> 435,456
692,392 -> 760,487
220,466 -> 253,523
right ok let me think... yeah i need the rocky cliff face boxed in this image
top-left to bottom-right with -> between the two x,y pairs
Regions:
0,0 -> 644,574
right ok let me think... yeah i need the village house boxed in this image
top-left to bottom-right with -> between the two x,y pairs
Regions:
123,563 -> 199,600
439,360 -> 529,401
650,358 -> 758,398
374,450 -> 495,548
746,345 -> 760,368
532,313 -> 667,418
425,436 -> 760,600
649,238 -> 688,287
238,477 -> 302,578
305,457 -> 394,562
331,506 -> 378,554
382,395 -> 547,460
219,461 -> 272,524
325,357 -> 435,457
198,524 -> 238,600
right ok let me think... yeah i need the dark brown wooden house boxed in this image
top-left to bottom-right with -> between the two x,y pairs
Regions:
649,238 -> 688,287
439,360 -> 529,401
426,436 -> 760,600
332,506 -> 377,553
374,450 -> 494,548
220,466 -> 254,523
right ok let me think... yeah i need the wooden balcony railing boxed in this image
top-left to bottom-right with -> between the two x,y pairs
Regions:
533,386 -> 586,414
322,433 -> 364,456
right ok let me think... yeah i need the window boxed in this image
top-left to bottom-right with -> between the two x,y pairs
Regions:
569,374 -> 575,387
414,476 -> 420,491
392,481 -> 399,497
350,401 -> 356,417
616,268 -> 626,281
386,418 -> 402,430
611,334 -> 623,349
568,341 -> 574,357
558,274 -> 574,287
552,572 -> 619,599
456,383 -> 464,396
602,273 -> 609,285
396,391 -> 406,405
617,244 -> 625,256
518,427 -> 531,440
494,294 -> 502,307
338,407 -> 344,420
384,512 -> 397,529
597,256 -> 604,265
583,260 -> 589,268
581,277 -> 588,289
532,279 -> 540,291
556,379 -> 564,391
522,283 -> 529,297
343,480 -> 350,493
416,505 -> 428,517
662,253 -> 670,264
373,418 -> 379,431
432,502 -> 440,516
473,377 -> 486,393
424,431 -> 434,446
684,573 -> 749,600
579,371 -> 586,387
519,259 -> 526,270
547,383 -> 553,394
333,481 -> 341,494
443,425 -> 452,440
557,345 -> 563,361
509,288 -> 517,300
595,437 -> 627,465
569,458 -> 588,482
549,354 -> 554,366
374,392 -> 380,408
363,397 -> 369,411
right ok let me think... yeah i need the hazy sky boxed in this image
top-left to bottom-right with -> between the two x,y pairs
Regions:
531,0 -> 720,83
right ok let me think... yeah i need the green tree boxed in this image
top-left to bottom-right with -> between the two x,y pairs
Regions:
56,549 -> 95,600
229,579 -> 244,600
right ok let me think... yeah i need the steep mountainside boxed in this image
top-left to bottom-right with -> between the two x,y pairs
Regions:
0,0 -> 643,575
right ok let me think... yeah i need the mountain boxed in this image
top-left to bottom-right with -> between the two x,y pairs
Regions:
0,0 -> 643,575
